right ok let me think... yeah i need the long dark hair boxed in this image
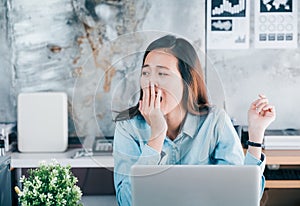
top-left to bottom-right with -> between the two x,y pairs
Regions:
115,35 -> 210,121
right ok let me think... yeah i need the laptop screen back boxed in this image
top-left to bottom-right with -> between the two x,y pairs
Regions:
131,165 -> 260,206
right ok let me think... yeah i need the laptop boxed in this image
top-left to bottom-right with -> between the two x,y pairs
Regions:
131,165 -> 260,206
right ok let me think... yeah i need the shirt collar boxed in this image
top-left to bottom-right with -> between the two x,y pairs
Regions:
181,112 -> 205,138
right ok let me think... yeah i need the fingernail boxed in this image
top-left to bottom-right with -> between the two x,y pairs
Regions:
256,108 -> 260,113
259,94 -> 266,98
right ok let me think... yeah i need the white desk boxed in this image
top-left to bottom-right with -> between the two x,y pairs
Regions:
11,148 -> 114,168
10,148 -> 114,189
10,149 -> 116,205
10,148 -> 114,188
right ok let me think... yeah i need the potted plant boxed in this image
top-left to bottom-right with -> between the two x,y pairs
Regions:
15,160 -> 82,206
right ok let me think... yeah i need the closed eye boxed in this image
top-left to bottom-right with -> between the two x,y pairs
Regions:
158,72 -> 168,76
142,71 -> 150,76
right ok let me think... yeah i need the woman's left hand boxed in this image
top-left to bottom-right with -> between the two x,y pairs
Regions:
248,94 -> 276,143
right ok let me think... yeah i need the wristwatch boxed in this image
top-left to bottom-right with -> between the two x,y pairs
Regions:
246,140 -> 262,147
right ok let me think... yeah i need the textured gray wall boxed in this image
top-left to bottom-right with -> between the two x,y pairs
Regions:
0,0 -> 298,139
0,0 -> 14,123
0,0 -> 205,137
207,2 -> 300,129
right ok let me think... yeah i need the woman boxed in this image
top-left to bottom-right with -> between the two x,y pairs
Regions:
113,35 -> 276,206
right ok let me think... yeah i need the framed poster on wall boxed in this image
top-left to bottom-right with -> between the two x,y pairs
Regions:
254,0 -> 298,49
207,0 -> 250,49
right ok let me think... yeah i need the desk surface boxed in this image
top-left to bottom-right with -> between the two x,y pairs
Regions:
264,149 -> 300,165
11,149 -> 300,168
10,148 -> 114,168
242,149 -> 300,165
11,148 -> 300,189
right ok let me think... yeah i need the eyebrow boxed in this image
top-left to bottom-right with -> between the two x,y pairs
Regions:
142,64 -> 170,70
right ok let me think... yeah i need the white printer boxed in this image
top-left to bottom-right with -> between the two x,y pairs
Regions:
17,92 -> 68,152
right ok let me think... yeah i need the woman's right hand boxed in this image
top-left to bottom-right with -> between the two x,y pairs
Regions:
139,83 -> 167,152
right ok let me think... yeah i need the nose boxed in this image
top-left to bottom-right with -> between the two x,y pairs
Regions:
149,73 -> 159,86
141,72 -> 160,88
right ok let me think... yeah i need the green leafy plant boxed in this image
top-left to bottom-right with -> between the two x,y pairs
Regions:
15,160 -> 82,206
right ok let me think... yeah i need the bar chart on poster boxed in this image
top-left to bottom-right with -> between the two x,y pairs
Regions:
211,0 -> 246,17
207,0 -> 250,49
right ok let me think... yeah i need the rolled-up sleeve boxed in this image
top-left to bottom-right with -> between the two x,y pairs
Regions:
212,109 -> 266,198
113,120 -> 163,206
244,151 -> 266,198
135,144 -> 161,165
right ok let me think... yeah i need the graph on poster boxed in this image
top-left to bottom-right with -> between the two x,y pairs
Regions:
207,0 -> 250,49
260,0 -> 292,13
212,0 -> 246,17
255,0 -> 297,48
211,20 -> 233,31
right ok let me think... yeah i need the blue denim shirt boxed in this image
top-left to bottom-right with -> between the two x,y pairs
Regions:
113,107 -> 265,206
